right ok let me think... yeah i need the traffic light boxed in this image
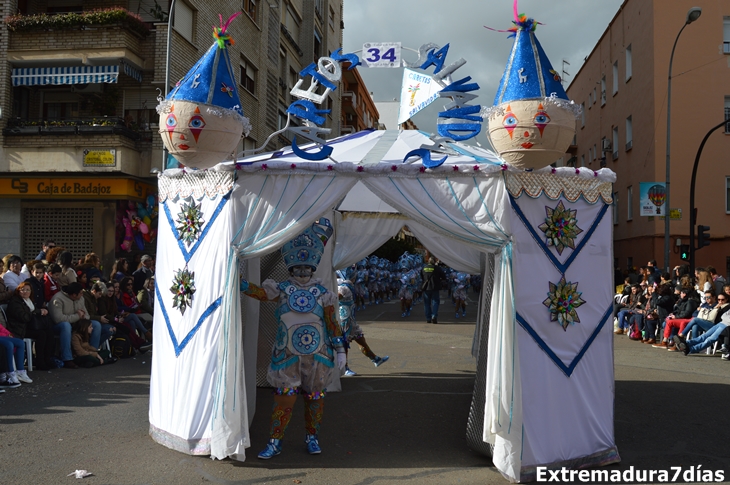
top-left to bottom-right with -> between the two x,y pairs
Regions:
680,244 -> 690,261
697,225 -> 711,250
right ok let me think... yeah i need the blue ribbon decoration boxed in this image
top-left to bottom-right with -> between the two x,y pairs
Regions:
403,148 -> 447,168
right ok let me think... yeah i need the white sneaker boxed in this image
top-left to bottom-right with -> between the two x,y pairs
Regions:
7,371 -> 21,386
16,370 -> 33,384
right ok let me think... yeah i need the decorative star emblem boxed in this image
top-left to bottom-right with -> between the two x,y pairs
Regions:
538,201 -> 583,256
542,276 -> 586,331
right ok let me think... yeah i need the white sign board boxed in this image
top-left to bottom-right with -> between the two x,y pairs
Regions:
362,42 -> 402,68
397,68 -> 444,124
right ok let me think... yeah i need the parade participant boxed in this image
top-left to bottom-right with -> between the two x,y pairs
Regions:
337,280 -> 389,376
398,255 -> 414,318
421,257 -> 446,324
367,256 -> 380,305
453,272 -> 470,318
354,259 -> 369,311
239,218 -> 346,459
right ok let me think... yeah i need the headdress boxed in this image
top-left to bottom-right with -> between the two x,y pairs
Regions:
281,218 -> 333,271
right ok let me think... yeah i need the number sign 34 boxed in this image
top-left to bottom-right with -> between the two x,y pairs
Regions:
362,42 -> 401,68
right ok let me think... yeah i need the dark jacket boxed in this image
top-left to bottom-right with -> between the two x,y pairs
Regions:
81,289 -> 105,322
655,295 -> 675,322
673,296 -> 699,319
6,294 -> 47,338
25,275 -> 47,308
97,295 -> 119,323
421,264 -> 446,291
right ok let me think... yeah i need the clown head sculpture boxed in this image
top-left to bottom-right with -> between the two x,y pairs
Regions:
485,12 -> 580,170
157,14 -> 251,170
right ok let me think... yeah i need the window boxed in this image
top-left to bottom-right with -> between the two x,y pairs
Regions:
726,177 -> 730,213
612,126 -> 619,160
581,154 -> 585,167
613,192 -> 619,225
593,87 -> 597,105
625,44 -> 632,80
314,29 -> 322,61
725,96 -> 730,134
612,61 -> 619,95
626,116 -> 633,150
173,1 -> 194,42
600,76 -> 606,106
627,186 -> 633,221
282,2 -> 301,44
243,0 -> 257,22
240,58 -> 256,94
593,144 -> 597,162
580,102 -> 585,127
724,18 -> 730,54
328,6 -> 335,31
314,0 -> 323,18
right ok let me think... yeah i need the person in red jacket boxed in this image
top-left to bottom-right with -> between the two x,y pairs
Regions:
44,263 -> 62,303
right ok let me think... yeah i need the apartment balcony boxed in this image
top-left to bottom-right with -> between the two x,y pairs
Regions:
5,9 -> 149,80
3,118 -> 143,141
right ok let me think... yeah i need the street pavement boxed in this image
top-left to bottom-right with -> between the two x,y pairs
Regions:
1,290 -> 729,484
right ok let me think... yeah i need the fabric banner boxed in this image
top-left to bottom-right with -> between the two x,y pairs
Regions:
398,68 -> 444,124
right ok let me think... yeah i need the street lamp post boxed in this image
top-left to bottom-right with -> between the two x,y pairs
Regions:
161,0 -> 177,171
664,6 -> 701,273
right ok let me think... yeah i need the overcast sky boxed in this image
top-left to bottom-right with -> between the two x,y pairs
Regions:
342,0 -> 624,139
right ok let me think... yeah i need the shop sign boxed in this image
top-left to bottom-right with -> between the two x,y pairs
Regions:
0,177 -> 156,200
83,148 -> 116,167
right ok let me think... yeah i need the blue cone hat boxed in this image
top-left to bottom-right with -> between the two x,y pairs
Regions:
165,17 -> 244,117
493,16 -> 568,106
281,218 -> 334,271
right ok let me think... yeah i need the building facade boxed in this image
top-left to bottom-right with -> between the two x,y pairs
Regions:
340,64 -> 380,134
566,0 -> 730,277
0,0 -> 343,270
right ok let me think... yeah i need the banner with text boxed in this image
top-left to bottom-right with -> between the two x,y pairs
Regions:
397,68 -> 444,124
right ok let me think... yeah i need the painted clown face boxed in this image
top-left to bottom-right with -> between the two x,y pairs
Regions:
159,100 -> 243,170
487,99 -> 576,170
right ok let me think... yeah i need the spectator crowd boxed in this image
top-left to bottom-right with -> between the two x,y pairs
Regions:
613,260 -> 730,358
0,239 -> 155,393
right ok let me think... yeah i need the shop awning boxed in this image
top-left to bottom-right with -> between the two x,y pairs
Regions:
11,65 -> 119,86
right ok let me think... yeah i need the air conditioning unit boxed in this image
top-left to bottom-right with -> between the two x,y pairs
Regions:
601,139 -> 612,152
72,83 -> 103,93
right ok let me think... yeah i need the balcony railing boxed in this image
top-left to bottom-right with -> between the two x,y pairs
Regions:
725,107 -> 730,134
3,118 -> 142,140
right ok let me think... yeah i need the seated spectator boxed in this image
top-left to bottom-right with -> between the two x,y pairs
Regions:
137,276 -> 155,317
20,259 -> 40,279
44,264 -> 62,303
0,260 -> 12,304
629,284 -> 674,343
677,292 -> 729,342
71,319 -> 115,368
81,253 -> 104,283
3,255 -> 26,291
6,281 -> 56,370
614,284 -> 645,334
36,240 -> 56,262
97,282 -> 150,351
0,345 -> 15,391
695,269 -> 713,303
653,287 -> 700,347
132,255 -> 154,293
57,251 -> 77,287
110,258 -> 130,283
0,322 -> 32,385
81,282 -> 116,342
674,311 -> 730,355
76,270 -> 89,290
118,276 -> 153,329
706,266 -> 726,296
45,246 -> 64,266
49,282 -> 112,369
660,272 -> 672,286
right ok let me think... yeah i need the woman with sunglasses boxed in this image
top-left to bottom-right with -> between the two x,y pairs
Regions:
116,277 -> 152,341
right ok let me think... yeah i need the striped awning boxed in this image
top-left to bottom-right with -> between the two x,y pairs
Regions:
11,65 -> 119,86
121,62 -> 143,83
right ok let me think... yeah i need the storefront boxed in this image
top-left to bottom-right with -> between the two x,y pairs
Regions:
0,175 -> 157,274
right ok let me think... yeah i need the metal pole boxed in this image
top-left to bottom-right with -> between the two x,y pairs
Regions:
161,0 -> 177,171
688,119 -> 727,275
664,22 -> 688,273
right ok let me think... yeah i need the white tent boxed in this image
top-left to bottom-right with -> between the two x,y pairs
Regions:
149,129 -> 619,482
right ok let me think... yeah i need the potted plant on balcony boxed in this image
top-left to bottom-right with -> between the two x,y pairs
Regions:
3,120 -> 42,135
41,120 -> 77,135
78,118 -> 116,134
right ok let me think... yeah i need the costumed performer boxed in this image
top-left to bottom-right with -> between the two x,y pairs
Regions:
336,280 -> 389,377
239,218 -> 345,459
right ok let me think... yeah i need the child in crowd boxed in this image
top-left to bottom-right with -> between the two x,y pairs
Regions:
71,318 -> 116,368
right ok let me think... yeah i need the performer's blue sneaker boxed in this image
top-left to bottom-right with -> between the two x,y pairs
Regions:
401,312 -> 407,318
462,311 -> 466,317
257,438 -> 282,459
372,355 -> 389,367
455,313 -> 460,319
344,367 -> 357,377
305,434 -> 321,454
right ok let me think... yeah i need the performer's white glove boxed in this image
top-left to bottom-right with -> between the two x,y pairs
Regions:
336,352 -> 347,370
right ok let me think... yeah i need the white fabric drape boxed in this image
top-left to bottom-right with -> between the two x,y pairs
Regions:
406,219 -> 483,274
332,211 -> 406,270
